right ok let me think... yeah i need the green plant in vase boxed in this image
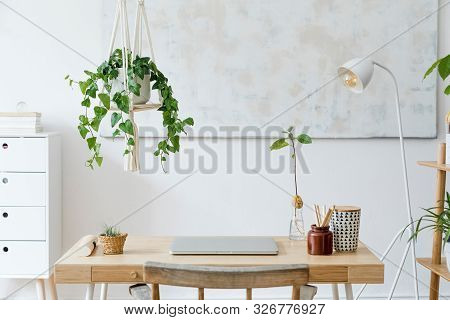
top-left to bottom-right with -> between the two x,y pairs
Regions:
270,126 -> 312,240
66,48 -> 194,171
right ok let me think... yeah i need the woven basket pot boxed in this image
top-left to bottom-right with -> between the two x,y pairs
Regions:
99,233 -> 128,255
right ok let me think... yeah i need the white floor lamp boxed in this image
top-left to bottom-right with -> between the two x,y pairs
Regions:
337,58 -> 419,300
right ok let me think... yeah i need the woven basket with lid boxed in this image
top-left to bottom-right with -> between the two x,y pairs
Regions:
99,233 -> 128,255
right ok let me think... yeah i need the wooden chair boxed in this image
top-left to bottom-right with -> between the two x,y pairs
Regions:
144,261 -> 309,300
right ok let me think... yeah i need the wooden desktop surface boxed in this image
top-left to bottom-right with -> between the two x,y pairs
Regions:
54,236 -> 384,285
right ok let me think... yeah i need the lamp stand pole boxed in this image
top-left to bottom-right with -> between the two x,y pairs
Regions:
356,62 -> 419,300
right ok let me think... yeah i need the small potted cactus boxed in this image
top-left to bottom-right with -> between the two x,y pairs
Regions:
98,225 -> 128,255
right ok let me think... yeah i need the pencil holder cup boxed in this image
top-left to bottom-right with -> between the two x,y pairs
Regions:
307,225 -> 333,255
330,206 -> 361,252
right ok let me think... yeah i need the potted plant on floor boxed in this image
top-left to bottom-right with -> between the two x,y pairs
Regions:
405,192 -> 450,269
270,126 -> 312,240
99,225 -> 128,255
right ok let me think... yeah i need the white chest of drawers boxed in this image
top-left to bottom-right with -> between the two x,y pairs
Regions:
0,133 -> 61,299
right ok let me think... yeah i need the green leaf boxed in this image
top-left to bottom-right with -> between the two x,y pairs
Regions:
87,137 -> 97,150
98,93 -> 110,109
94,106 -> 107,118
170,135 -> 180,151
128,79 -> 141,96
424,59 -> 441,79
438,55 -> 450,81
445,85 -> 450,95
79,115 -> 89,125
111,112 -> 121,127
81,98 -> 90,108
123,149 -> 130,155
90,117 -> 101,132
119,119 -> 134,135
86,82 -> 98,98
112,129 -> 121,138
127,137 -> 135,146
270,138 -> 289,151
78,125 -> 89,139
113,93 -> 130,114
64,75 -> 69,80
79,81 -> 89,94
183,117 -> 194,126
297,134 -> 312,144
95,156 -> 103,167
84,70 -> 96,77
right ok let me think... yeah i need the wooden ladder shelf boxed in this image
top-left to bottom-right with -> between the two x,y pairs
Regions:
417,143 -> 450,300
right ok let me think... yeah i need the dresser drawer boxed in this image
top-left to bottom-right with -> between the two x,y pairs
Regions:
0,173 -> 46,206
0,138 -> 47,172
0,241 -> 47,276
0,207 -> 45,240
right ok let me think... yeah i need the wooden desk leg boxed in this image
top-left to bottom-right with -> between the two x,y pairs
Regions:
100,283 -> 108,300
292,285 -> 300,300
345,284 -> 354,300
198,288 -> 205,300
151,284 -> 160,300
246,288 -> 252,300
47,273 -> 58,300
36,279 -> 46,300
331,284 -> 339,300
85,284 -> 95,300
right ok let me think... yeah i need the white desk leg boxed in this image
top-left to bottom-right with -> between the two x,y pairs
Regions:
48,273 -> 58,300
85,284 -> 95,300
100,283 -> 108,300
331,284 -> 339,300
36,279 -> 46,300
345,284 -> 354,300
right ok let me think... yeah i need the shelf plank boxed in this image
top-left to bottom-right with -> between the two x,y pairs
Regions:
133,103 -> 161,112
417,258 -> 449,281
417,161 -> 450,171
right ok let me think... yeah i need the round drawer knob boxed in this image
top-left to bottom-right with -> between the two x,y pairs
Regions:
2,212 -> 8,218
2,143 -> 8,150
2,178 -> 8,184
3,247 -> 8,253
130,271 -> 137,279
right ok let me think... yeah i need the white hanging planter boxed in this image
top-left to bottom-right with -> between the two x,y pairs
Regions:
111,68 -> 151,106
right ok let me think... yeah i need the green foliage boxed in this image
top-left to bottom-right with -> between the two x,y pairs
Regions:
403,192 -> 450,247
66,49 -> 194,170
424,54 -> 450,95
102,225 -> 121,237
269,127 -> 312,152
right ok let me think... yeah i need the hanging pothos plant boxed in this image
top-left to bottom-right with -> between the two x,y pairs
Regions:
66,48 -> 194,170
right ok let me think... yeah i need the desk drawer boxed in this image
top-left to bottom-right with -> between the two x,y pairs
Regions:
0,207 -> 45,240
92,266 -> 143,283
0,138 -> 46,172
0,173 -> 46,206
0,241 -> 47,276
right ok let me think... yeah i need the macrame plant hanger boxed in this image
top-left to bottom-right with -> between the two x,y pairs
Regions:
107,0 -> 161,172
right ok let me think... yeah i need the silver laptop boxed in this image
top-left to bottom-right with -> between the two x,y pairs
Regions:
170,236 -> 278,255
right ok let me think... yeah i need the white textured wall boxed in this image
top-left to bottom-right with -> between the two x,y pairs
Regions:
0,0 -> 449,299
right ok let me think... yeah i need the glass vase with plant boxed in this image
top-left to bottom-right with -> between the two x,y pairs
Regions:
270,127 -> 312,240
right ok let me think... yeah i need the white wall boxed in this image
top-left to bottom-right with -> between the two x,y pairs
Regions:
0,0 -> 449,299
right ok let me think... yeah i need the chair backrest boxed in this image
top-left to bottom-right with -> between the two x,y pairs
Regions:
144,261 -> 309,300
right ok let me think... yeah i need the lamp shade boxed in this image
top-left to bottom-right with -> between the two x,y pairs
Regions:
337,58 -> 374,93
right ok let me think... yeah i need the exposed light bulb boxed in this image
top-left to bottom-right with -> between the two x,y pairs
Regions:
343,71 -> 358,88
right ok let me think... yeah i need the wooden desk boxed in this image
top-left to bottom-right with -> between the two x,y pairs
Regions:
55,236 -> 384,299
